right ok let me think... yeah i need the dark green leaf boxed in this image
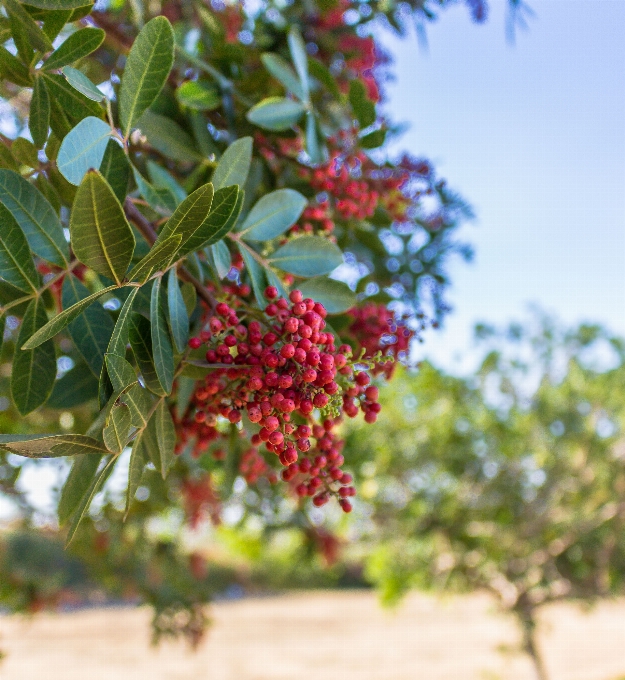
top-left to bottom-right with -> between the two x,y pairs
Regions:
0,141 -> 18,171
360,129 -> 386,149
349,79 -> 376,129
58,453 -> 102,526
287,27 -> 309,100
99,139 -> 130,203
167,268 -> 188,353
47,359 -> 98,408
176,80 -> 220,111
65,455 -> 116,547
57,116 -> 111,185
239,189 -> 306,241
269,235 -> 343,277
119,16 -> 175,136
122,383 -> 153,429
42,72 -> 103,138
10,138 -> 39,168
43,27 -> 105,70
261,53 -> 305,100
125,434 -> 146,518
104,352 -> 137,392
178,185 -> 239,256
127,235 -> 181,284
11,298 -> 56,415
175,375 -> 196,419
246,97 -> 306,132
107,286 -> 140,356
30,76 -> 50,149
41,9 -> 72,41
70,170 -> 135,285
239,245 -> 267,307
298,277 -> 356,314
147,160 -> 186,204
155,182 -> 214,257
189,111 -> 219,158
0,433 -> 108,457
62,274 -> 114,376
22,284 -> 117,350
132,165 -> 176,215
0,45 -> 32,86
61,66 -> 104,101
5,0 -> 52,53
0,203 -> 40,293
151,399 -> 175,478
0,169 -> 68,266
150,276 -> 174,394
308,57 -> 341,100
135,109 -> 203,162
128,311 -> 165,396
211,136 -> 252,191
103,403 -> 131,453
22,0 -> 93,8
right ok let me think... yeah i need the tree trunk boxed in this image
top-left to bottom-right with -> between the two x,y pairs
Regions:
519,609 -> 549,680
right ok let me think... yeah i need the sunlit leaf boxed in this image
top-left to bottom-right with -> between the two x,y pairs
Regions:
57,116 -> 111,185
239,189 -> 307,241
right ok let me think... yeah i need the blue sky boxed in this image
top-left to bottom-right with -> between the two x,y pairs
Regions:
379,0 -> 625,370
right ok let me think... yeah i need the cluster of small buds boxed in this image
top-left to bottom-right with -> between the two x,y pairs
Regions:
178,289 -> 384,512
346,302 -> 415,378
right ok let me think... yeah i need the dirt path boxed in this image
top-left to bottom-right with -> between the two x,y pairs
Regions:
1,591 -> 624,680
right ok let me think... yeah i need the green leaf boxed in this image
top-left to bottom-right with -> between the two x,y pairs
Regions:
189,111 -> 219,158
167,268 -> 188,353
239,246 -> 267,308
21,0 -> 94,8
0,434 -> 108,457
30,76 -> 50,149
61,66 -> 104,101
152,399 -> 175,479
155,182 -> 214,256
57,116 -> 111,185
269,235 -> 343,277
127,235 -> 181,284
305,112 -> 323,164
211,136 -> 252,191
175,80 -> 220,111
62,274 -> 114,376
147,160 -> 186,205
58,453 -> 102,526
103,403 -> 131,453
122,383 -> 153,428
287,27 -> 309,100
4,0 -> 52,53
41,9 -> 72,41
151,277 -> 174,394
11,298 -> 56,415
246,97 -> 306,132
0,203 -> 40,293
128,312 -> 165,396
47,360 -> 98,408
261,53 -> 305,100
107,286 -> 140,356
104,353 -> 137,392
136,109 -> 203,163
125,434 -> 146,518
99,139 -> 130,203
11,138 -> 39,168
70,170 -> 135,285
175,374 -> 196,419
179,185 -> 239,256
132,165 -> 176,215
119,16 -> 175,136
207,240 -> 231,279
65,455 -> 116,547
0,169 -> 69,266
239,189 -> 306,241
0,45 -> 32,86
360,129 -> 386,149
21,284 -> 117,350
0,141 -> 18,171
42,72 -> 103,138
349,79 -> 376,129
43,27 -> 105,70
298,277 -> 356,314
308,57 -> 341,100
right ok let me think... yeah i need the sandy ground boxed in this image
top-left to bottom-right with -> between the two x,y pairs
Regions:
1,591 -> 624,680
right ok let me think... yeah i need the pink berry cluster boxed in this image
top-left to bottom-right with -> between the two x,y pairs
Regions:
178,288 -> 384,513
